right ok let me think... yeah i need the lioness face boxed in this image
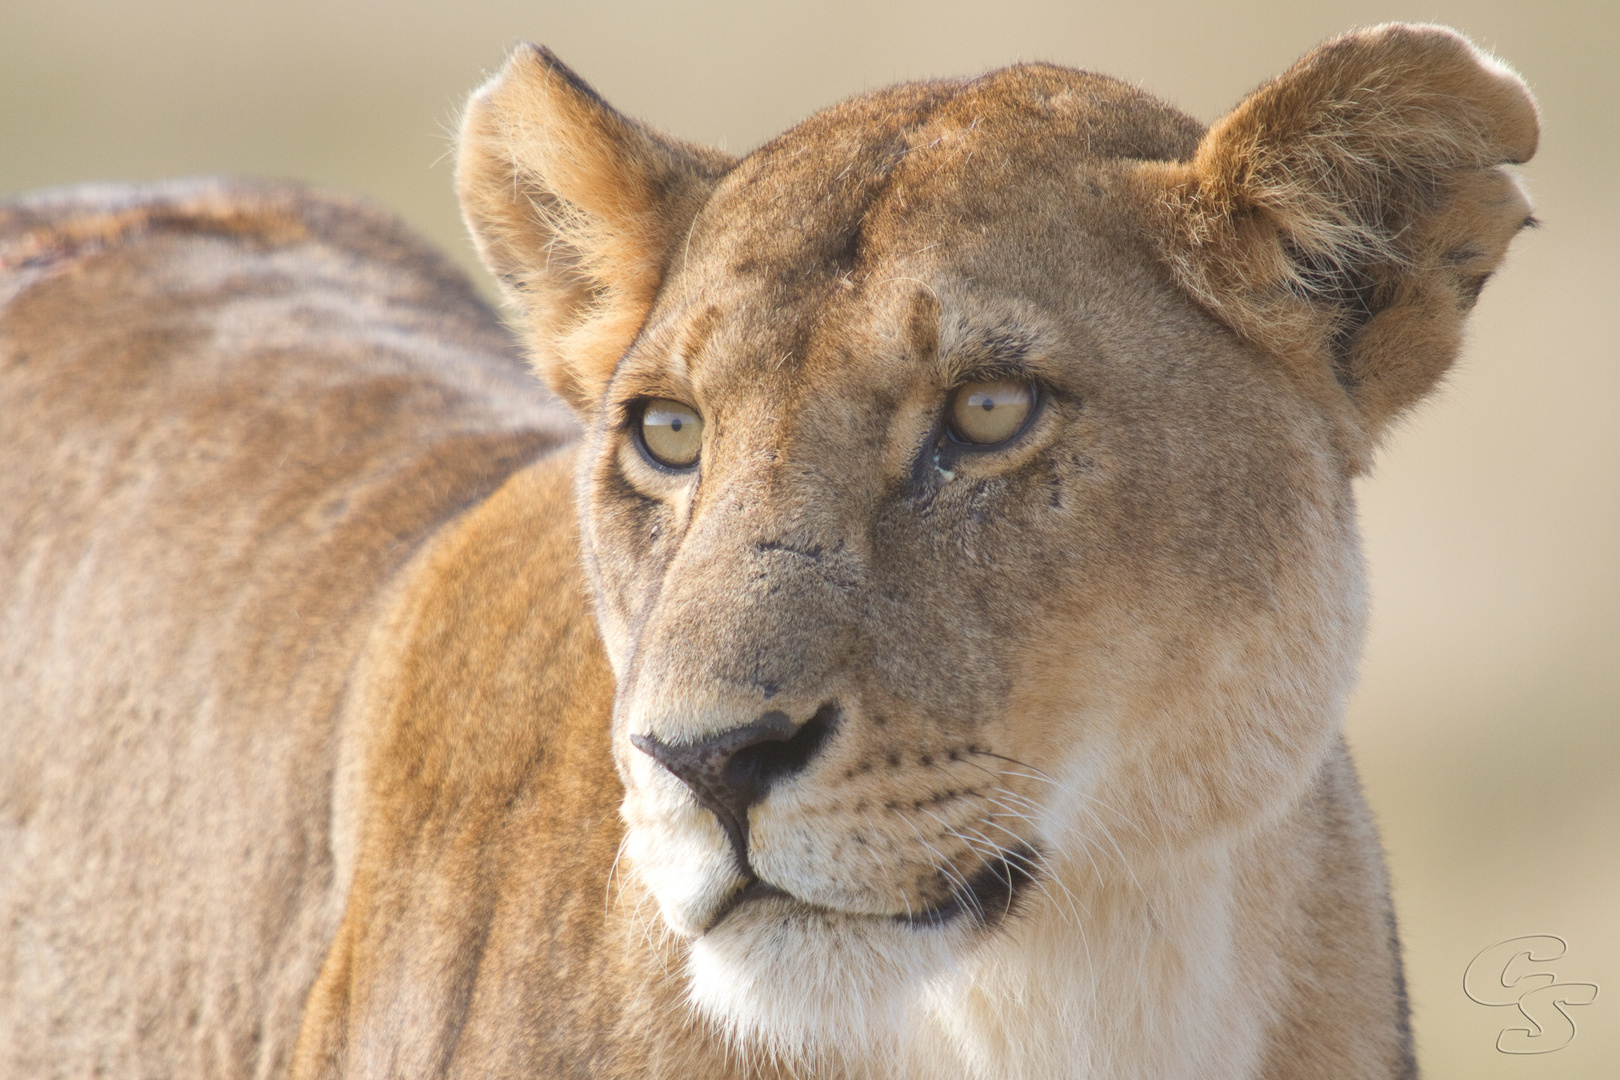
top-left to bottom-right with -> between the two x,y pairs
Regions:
573,79 -> 1361,1047
459,28 -> 1534,1059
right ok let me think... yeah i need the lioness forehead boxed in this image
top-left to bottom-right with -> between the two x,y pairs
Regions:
703,65 -> 1203,262
635,66 -> 1207,400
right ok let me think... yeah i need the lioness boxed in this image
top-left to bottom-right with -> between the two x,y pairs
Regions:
1,23 -> 1536,1080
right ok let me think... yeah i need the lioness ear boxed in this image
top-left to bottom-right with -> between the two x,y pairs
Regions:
457,45 -> 735,413
1138,24 -> 1538,444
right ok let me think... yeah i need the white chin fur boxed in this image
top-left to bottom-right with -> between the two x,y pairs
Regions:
685,894 -> 961,1064
622,814 -> 746,938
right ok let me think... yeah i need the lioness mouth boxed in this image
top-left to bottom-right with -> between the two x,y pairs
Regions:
709,844 -> 1042,933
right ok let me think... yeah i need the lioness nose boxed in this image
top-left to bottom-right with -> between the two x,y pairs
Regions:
631,703 -> 837,869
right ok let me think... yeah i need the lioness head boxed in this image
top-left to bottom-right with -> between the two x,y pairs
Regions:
457,24 -> 1534,1060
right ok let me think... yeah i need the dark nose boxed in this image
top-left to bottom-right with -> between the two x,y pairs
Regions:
631,703 -> 837,870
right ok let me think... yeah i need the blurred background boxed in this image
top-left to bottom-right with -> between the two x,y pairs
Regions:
3,1 -> 1613,1074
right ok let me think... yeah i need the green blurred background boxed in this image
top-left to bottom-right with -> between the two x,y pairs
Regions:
3,1 -> 1614,1075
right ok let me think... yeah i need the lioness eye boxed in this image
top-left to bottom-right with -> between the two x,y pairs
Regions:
639,399 -> 704,468
948,379 -> 1035,446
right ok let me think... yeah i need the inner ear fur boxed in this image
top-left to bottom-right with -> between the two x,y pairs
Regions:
457,45 -> 735,413
1137,24 -> 1539,446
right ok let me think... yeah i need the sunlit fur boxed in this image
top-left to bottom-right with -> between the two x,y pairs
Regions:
2,23 -> 1537,1080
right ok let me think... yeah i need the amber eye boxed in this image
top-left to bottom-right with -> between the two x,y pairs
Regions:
638,398 -> 704,469
948,379 -> 1035,446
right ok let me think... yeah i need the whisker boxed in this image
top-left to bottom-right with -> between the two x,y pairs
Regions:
605,832 -> 633,915
977,787 -> 1045,825
1076,788 -> 1164,854
859,809 -> 913,920
1072,804 -> 1156,915
946,817 -> 1085,927
938,823 -> 1027,922
894,807 -> 983,923
965,747 -> 1060,786
954,753 -> 1057,793
966,813 -> 1090,922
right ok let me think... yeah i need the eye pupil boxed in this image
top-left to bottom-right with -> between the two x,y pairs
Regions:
949,379 -> 1034,446
639,398 -> 703,468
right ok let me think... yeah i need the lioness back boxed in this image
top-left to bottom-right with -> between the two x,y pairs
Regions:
0,179 -> 573,1076
2,24 -> 1537,1080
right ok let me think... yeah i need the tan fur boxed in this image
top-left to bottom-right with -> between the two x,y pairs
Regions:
1,24 -> 1536,1079
0,178 -> 576,1076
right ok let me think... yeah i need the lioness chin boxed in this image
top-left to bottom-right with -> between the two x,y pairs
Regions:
1,23 -> 1535,1080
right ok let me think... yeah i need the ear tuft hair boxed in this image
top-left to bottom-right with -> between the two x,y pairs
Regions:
1137,24 -> 1539,442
